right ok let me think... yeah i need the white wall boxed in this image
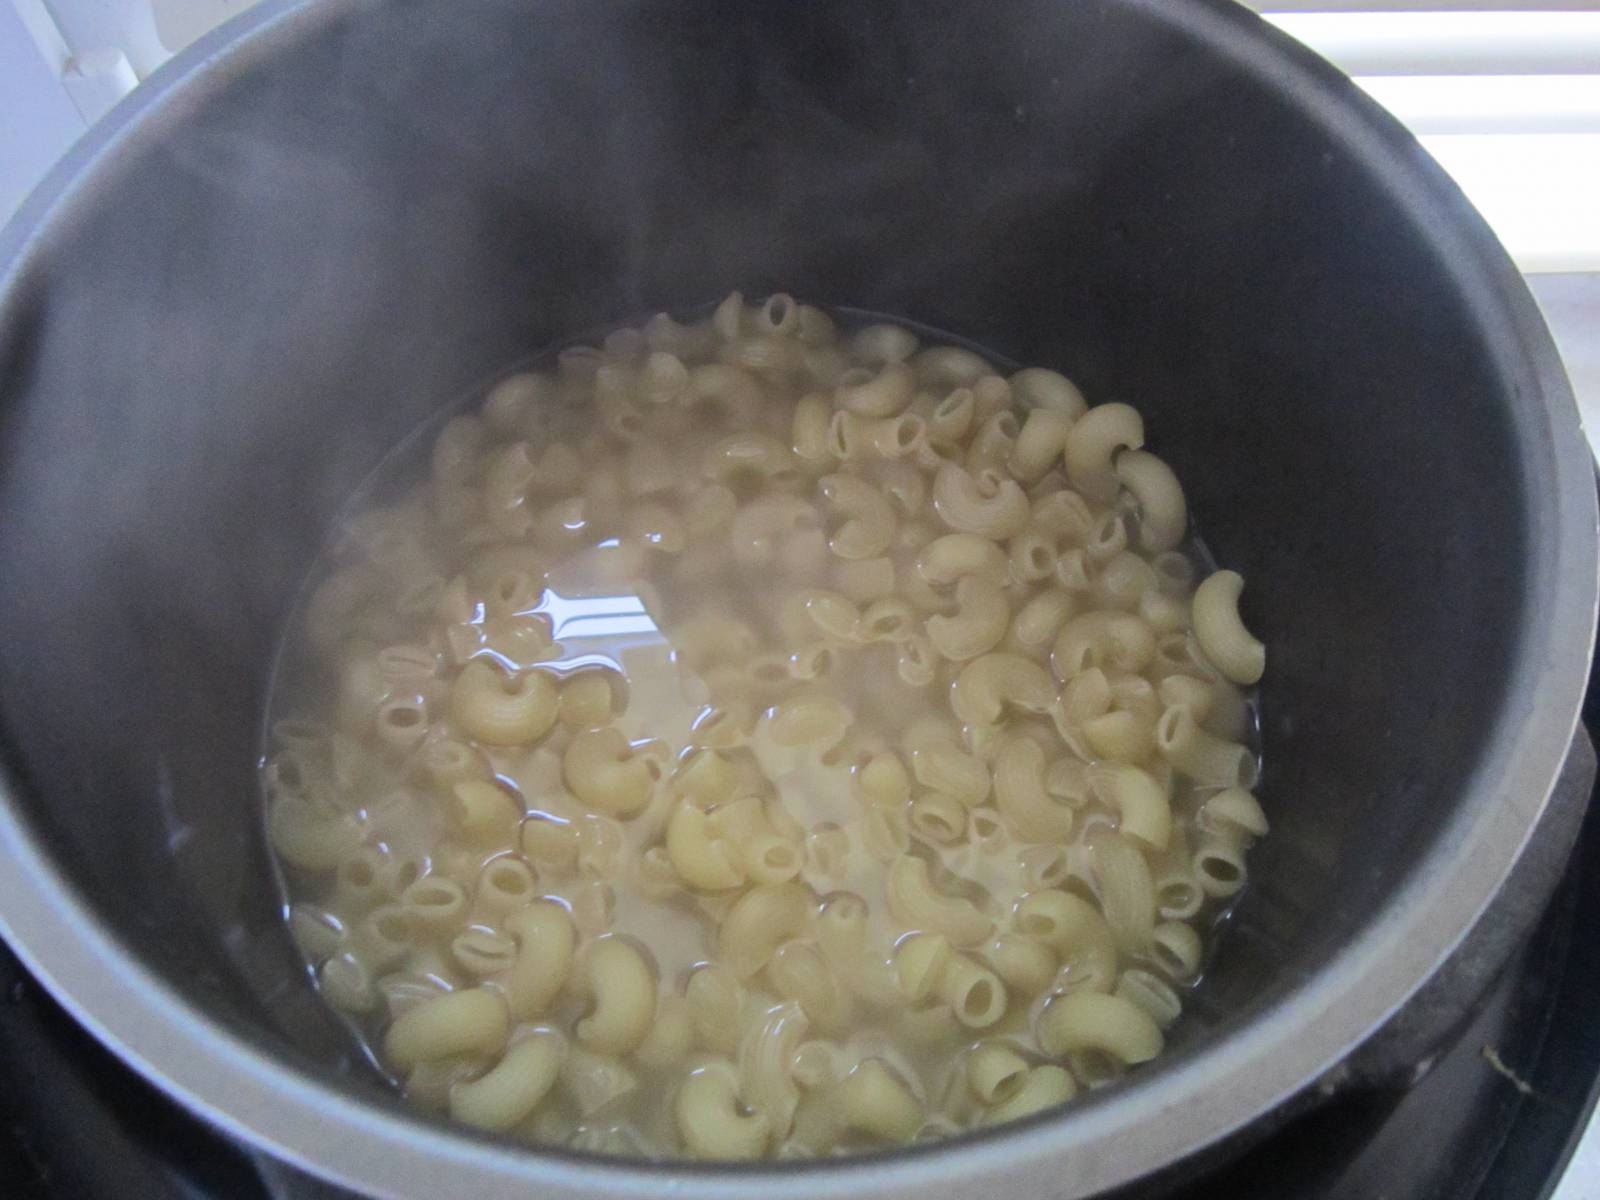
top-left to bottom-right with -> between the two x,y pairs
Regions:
0,0 -> 85,223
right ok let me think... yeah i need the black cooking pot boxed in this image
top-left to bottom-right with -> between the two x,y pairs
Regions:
0,1 -> 1594,1197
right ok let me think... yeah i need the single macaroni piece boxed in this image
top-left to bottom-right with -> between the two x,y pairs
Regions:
560,669 -> 621,731
480,371 -> 545,433
561,1043 -> 640,1119
665,799 -> 744,890
917,532 -> 1010,589
720,883 -> 817,978
1200,787 -> 1270,841
909,739 -> 991,806
1032,488 -> 1095,542
1092,550 -> 1157,612
1155,705 -> 1258,789
988,934 -> 1057,996
932,462 -> 1031,539
1011,368 -> 1087,419
817,892 -> 901,1008
877,460 -> 928,517
449,1030 -> 567,1131
894,933 -> 953,1004
289,902 -> 345,960
450,659 -> 559,746
1037,990 -> 1164,1070
1008,590 -> 1076,661
927,386 -> 977,447
793,587 -> 862,643
740,833 -> 803,885
767,941 -> 852,1036
635,996 -> 697,1069
576,936 -> 657,1055
763,693 -> 852,751
1086,762 -> 1172,852
521,810 -> 580,873
375,693 -> 430,751
639,351 -> 690,407
674,747 -> 737,807
859,595 -> 920,643
1193,833 -> 1250,899
981,1065 -> 1077,1125
792,392 -> 834,463
965,410 -> 1021,476
730,494 -> 822,567
802,824 -> 851,883
819,473 -> 898,559
841,1059 -> 924,1143
1157,673 -> 1214,720
1150,830 -> 1204,921
349,904 -> 416,972
860,802 -> 912,864
500,900 -> 575,1019
1114,450 -> 1187,554
1010,408 -> 1075,483
448,780 -> 521,846
384,986 -> 511,1071
738,1000 -> 810,1140
1151,920 -> 1204,982
940,952 -> 1008,1028
925,575 -> 1010,661
992,734 -> 1076,843
836,362 -> 916,417
1089,830 -> 1157,955
1064,402 -> 1144,503
677,1060 -> 771,1160
268,796 -> 358,871
563,727 -> 654,818
913,345 -> 991,388
685,963 -> 746,1056
886,855 -> 993,948
909,791 -> 967,844
967,1041 -> 1030,1105
951,653 -> 1057,726
1051,611 -> 1157,678
1013,890 -> 1120,996
399,876 -> 469,934
858,751 -> 913,806
703,430 -> 795,483
851,322 -> 920,366
319,953 -> 376,1013
452,927 -> 519,977
1192,569 -> 1266,685
1139,588 -> 1190,634
1116,968 -> 1184,1029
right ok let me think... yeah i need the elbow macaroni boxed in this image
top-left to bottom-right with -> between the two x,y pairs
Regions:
576,936 -> 657,1055
266,297 -> 1267,1160
1192,569 -> 1266,685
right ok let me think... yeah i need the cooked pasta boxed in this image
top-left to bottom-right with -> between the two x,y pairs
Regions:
449,1030 -> 567,1131
264,296 -> 1266,1160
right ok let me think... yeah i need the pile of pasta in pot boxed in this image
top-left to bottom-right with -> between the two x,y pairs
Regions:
264,293 -> 1269,1160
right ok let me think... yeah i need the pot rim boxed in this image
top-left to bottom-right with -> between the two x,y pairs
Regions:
0,1 -> 1594,1197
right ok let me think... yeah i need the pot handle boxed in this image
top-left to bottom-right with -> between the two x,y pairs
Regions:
1331,723 -> 1596,1093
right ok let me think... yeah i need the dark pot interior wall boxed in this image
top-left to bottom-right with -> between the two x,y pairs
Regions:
0,0 -> 1528,1104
